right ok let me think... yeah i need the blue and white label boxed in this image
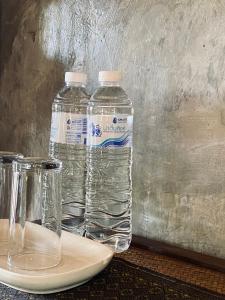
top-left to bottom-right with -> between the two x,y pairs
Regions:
50,112 -> 87,145
87,114 -> 133,148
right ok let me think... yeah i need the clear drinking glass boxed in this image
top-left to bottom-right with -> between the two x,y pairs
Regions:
8,157 -> 62,270
0,151 -> 23,255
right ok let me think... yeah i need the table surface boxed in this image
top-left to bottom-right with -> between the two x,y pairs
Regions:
117,245 -> 225,295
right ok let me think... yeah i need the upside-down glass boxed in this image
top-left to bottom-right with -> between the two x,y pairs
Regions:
0,152 -> 23,255
8,157 -> 62,270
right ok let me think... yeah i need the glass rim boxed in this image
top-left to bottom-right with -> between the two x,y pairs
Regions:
15,157 -> 62,170
0,151 -> 23,164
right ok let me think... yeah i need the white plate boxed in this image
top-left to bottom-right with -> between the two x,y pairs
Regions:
0,224 -> 113,294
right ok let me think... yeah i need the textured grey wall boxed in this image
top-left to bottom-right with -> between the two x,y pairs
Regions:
1,0 -> 225,258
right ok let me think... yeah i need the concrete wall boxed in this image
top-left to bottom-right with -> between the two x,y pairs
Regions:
1,0 -> 225,258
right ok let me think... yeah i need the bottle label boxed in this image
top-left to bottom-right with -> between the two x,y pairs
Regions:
87,114 -> 133,148
50,112 -> 87,145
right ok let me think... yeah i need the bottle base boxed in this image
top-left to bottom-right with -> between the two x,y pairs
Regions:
85,231 -> 131,253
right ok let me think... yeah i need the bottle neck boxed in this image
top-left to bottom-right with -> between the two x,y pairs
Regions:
66,82 -> 85,87
99,81 -> 120,87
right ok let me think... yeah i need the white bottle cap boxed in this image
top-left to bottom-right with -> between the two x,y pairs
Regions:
98,71 -> 122,82
65,72 -> 87,84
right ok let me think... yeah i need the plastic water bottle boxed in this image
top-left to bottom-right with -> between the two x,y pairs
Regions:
85,71 -> 133,252
49,72 -> 89,235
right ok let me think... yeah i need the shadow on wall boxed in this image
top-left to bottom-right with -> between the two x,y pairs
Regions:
0,0 -> 68,156
0,1 -> 23,78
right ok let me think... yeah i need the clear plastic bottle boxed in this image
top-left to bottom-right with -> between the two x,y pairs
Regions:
85,71 -> 133,252
49,72 -> 89,235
